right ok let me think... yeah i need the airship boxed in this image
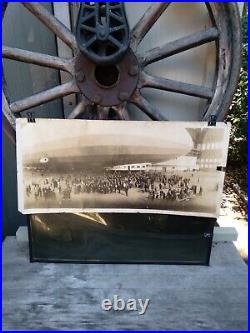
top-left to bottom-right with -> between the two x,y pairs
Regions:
23,121 -> 194,171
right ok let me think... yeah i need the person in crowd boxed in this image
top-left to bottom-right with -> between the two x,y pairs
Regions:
25,169 -> 202,203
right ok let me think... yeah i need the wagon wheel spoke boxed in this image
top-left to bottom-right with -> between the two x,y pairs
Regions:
97,106 -> 110,120
130,90 -> 167,121
2,91 -> 16,130
113,105 -> 130,120
21,2 -> 77,51
139,27 -> 219,67
140,72 -> 213,99
2,46 -> 73,73
68,99 -> 90,119
10,81 -> 79,113
131,2 -> 171,50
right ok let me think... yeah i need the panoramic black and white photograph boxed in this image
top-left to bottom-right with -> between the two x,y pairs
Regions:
16,119 -> 230,217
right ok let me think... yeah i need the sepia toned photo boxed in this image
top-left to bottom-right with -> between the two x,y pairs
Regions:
16,119 -> 230,217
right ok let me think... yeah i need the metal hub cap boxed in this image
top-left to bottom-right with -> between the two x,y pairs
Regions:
74,48 -> 139,106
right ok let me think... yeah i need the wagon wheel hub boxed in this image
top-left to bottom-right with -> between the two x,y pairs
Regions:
74,48 -> 139,107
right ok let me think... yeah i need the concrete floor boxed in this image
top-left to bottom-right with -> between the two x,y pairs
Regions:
2,236 -> 248,331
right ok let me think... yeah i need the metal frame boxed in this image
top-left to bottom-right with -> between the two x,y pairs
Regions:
2,2 -> 241,125
75,2 -> 130,65
27,214 -> 215,265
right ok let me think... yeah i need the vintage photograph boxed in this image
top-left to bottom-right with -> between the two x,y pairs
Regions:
16,119 -> 230,217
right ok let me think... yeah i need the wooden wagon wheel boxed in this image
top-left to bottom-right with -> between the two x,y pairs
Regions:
2,2 -> 242,129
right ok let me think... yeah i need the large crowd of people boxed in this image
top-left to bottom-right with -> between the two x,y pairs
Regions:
25,170 -> 203,203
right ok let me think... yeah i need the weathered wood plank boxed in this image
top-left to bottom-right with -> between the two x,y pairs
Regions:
2,237 -> 247,331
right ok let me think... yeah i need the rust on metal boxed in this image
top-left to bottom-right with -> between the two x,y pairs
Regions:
74,48 -> 139,106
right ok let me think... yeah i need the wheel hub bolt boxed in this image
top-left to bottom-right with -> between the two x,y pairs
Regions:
93,94 -> 102,104
128,65 -> 138,76
76,71 -> 85,82
100,30 -> 105,37
119,92 -> 129,101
